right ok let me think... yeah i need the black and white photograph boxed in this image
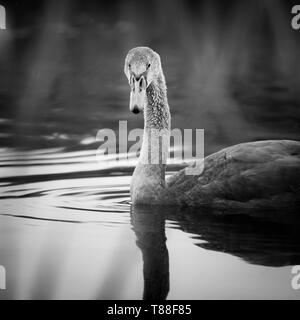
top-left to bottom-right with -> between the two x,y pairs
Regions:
0,0 -> 300,303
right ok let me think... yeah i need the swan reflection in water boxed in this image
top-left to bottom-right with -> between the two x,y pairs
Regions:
131,206 -> 169,300
131,205 -> 300,300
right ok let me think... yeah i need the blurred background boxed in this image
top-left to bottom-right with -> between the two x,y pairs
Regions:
1,0 -> 300,300
0,0 -> 299,155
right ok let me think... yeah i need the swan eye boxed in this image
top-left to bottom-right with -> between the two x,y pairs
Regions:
147,63 -> 151,69
128,64 -> 131,68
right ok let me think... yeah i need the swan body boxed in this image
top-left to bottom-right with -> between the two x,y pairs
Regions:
165,140 -> 300,209
124,47 -> 300,209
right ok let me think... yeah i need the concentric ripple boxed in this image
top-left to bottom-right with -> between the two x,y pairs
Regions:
0,148 -> 132,225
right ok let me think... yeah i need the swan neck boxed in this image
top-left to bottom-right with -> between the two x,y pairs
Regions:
130,74 -> 170,204
144,75 -> 170,130
138,74 -> 170,165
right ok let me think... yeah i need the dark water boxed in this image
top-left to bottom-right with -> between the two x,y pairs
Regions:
1,0 -> 300,299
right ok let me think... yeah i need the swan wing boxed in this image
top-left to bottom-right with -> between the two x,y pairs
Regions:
166,140 -> 300,208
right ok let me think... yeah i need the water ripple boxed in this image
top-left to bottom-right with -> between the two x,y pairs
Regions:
0,148 -> 132,225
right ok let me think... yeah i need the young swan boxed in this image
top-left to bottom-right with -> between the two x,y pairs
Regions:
124,47 -> 170,205
124,47 -> 300,209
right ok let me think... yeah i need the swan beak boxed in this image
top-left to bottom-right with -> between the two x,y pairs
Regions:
129,75 -> 147,114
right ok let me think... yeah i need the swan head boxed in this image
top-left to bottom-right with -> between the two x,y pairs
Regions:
124,46 -> 161,114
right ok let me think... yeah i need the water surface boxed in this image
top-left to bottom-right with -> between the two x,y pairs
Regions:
0,148 -> 299,300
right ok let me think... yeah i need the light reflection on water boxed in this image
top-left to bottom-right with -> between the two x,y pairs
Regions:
0,148 -> 300,300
